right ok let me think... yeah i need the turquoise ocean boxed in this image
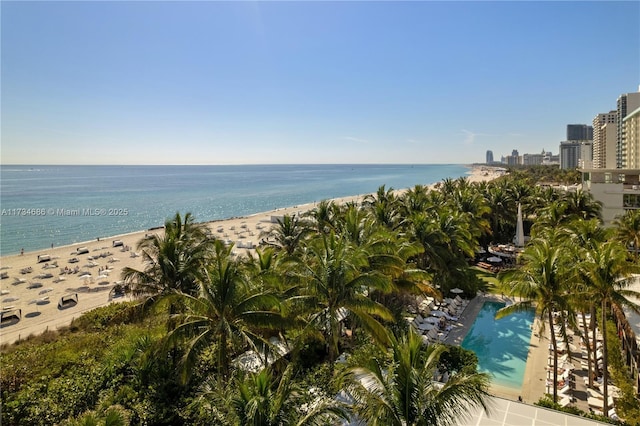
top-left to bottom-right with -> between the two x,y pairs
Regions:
0,164 -> 469,256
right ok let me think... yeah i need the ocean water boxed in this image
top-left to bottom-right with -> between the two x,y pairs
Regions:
0,164 -> 469,256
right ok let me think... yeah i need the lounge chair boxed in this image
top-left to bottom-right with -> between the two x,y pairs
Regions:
587,396 -> 614,409
559,396 -> 574,407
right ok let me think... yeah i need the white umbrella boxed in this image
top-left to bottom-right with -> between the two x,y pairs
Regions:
450,288 -> 463,294
0,290 -> 9,295
515,203 -> 525,248
430,310 -> 447,317
487,256 -> 503,263
425,317 -> 441,324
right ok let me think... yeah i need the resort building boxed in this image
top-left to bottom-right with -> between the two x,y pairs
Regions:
581,168 -> 640,225
623,106 -> 640,169
592,111 -> 617,169
616,91 -> 640,168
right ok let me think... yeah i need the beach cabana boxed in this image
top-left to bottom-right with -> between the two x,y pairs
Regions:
58,293 -> 78,309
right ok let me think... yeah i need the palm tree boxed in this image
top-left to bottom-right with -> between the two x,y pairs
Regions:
449,184 -> 492,245
305,199 -> 338,234
122,212 -> 213,308
363,185 -> 402,230
563,189 -> 603,222
232,365 -> 347,425
293,232 -> 394,362
194,365 -> 348,425
164,240 -> 284,383
400,184 -> 430,216
577,241 -> 640,416
484,183 -> 515,242
497,238 -> 573,403
612,210 -> 640,260
264,214 -> 307,256
562,218 -> 609,388
334,202 -> 378,247
339,329 -> 491,426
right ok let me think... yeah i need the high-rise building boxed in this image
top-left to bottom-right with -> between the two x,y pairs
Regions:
617,91 -> 640,168
579,141 -> 593,169
624,106 -> 640,168
560,141 -> 581,169
592,111 -> 617,168
567,124 -> 593,141
486,150 -> 494,164
506,149 -> 520,166
522,152 -> 544,166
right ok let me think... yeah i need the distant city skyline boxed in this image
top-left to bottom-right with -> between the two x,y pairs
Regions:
1,2 -> 639,165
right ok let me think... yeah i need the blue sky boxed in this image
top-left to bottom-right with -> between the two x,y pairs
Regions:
1,1 -> 639,165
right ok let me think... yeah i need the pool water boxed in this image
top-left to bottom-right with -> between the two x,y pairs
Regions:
461,301 -> 534,390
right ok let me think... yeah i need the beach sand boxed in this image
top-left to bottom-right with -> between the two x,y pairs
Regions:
0,165 -> 505,347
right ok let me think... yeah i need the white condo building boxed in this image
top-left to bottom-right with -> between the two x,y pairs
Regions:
617,91 -> 640,168
624,106 -> 640,169
592,111 -> 617,169
582,168 -> 640,225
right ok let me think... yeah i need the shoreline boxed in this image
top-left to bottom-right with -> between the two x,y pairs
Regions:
1,164 -> 505,258
0,165 -> 503,347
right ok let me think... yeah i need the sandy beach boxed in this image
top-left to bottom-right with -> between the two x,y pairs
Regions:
0,165 -> 506,345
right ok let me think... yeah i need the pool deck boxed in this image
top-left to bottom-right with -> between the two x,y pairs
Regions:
444,293 -> 548,403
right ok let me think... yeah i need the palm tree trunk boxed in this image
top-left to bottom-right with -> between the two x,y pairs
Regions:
601,299 -> 609,417
580,311 -> 593,388
549,310 -> 558,403
591,304 -> 598,383
219,330 -> 229,383
328,312 -> 339,363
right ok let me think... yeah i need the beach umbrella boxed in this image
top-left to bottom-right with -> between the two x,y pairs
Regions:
3,296 -> 19,303
450,287 -> 463,294
430,310 -> 447,317
0,290 -> 9,295
425,316 -> 441,324
515,203 -> 525,248
39,288 -> 53,295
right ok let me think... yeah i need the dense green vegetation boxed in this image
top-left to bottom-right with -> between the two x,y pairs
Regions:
3,166 -> 640,425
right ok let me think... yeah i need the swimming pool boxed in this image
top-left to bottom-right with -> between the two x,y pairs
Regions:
461,301 -> 534,390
